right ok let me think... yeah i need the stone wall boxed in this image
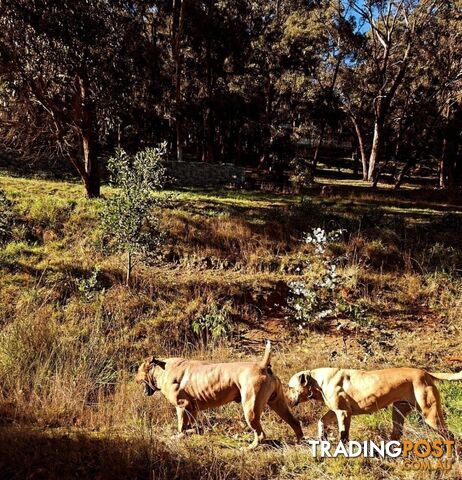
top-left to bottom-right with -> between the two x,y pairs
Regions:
164,161 -> 246,187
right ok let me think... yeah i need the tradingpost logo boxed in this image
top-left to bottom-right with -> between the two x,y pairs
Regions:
307,439 -> 456,471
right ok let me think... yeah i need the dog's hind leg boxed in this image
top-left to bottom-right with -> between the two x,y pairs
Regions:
268,394 -> 303,443
391,402 -> 413,440
241,390 -> 268,449
415,386 -> 453,441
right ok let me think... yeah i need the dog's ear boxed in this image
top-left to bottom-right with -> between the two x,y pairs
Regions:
149,357 -> 166,370
299,372 -> 309,386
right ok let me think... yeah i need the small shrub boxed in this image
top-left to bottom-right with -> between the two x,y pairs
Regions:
191,301 -> 232,345
419,242 -> 462,275
433,213 -> 462,232
359,207 -> 385,230
101,145 -> 167,285
77,266 -> 103,301
291,196 -> 324,223
337,298 -> 370,326
289,157 -> 314,189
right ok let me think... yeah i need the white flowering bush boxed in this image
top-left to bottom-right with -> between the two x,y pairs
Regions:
303,227 -> 344,254
287,227 -> 344,329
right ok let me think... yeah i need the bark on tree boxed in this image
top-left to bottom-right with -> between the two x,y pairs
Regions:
367,49 -> 409,187
368,109 -> 383,185
439,102 -> 456,190
349,1 -> 413,187
394,158 -> 414,189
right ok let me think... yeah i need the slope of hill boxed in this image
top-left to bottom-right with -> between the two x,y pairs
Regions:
0,175 -> 461,479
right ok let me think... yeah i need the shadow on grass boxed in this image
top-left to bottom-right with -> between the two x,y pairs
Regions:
0,426 -> 247,480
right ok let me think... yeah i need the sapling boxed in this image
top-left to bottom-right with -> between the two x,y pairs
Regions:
101,145 -> 166,285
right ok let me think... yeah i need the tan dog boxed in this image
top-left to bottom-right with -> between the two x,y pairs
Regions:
287,367 -> 462,442
135,342 -> 303,448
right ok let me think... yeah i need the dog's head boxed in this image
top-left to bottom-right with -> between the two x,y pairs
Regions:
287,371 -> 318,406
135,356 -> 166,396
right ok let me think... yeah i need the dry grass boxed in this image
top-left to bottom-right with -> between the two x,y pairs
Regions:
0,174 -> 462,479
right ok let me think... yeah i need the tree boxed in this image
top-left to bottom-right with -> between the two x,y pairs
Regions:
172,0 -> 188,162
432,0 -> 462,190
0,0 -> 459,192
0,0 -> 153,197
101,146 -> 166,285
344,0 -> 445,185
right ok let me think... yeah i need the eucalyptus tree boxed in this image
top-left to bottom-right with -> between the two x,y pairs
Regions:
0,0 -> 155,197
344,0 -> 446,185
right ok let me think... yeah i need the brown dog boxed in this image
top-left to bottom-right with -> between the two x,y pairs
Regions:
136,342 -> 303,448
287,367 -> 462,442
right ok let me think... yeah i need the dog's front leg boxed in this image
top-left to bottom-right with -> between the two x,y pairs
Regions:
175,406 -> 188,438
318,410 -> 336,440
334,410 -> 351,443
268,395 -> 304,443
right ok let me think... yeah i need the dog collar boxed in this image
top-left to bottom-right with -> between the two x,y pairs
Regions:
145,372 -> 159,392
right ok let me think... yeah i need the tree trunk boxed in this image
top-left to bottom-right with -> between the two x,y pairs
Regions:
349,114 -> 368,180
202,1 -> 214,163
173,0 -> 187,162
126,251 -> 132,286
368,114 -> 383,184
82,158 -> 100,198
439,102 -> 456,190
73,74 -> 101,198
311,123 -> 326,176
367,39 -> 410,187
439,138 -> 448,188
235,127 -> 242,165
394,158 -> 413,189
81,117 -> 100,198
259,72 -> 273,169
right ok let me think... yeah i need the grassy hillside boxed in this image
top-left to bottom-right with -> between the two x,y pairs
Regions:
0,174 -> 461,479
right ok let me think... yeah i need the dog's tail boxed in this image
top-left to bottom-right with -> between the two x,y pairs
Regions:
260,340 -> 272,368
428,370 -> 462,381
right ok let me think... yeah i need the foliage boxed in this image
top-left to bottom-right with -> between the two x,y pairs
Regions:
289,157 -> 314,189
101,145 -> 167,283
191,301 -> 232,344
77,266 -> 103,302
